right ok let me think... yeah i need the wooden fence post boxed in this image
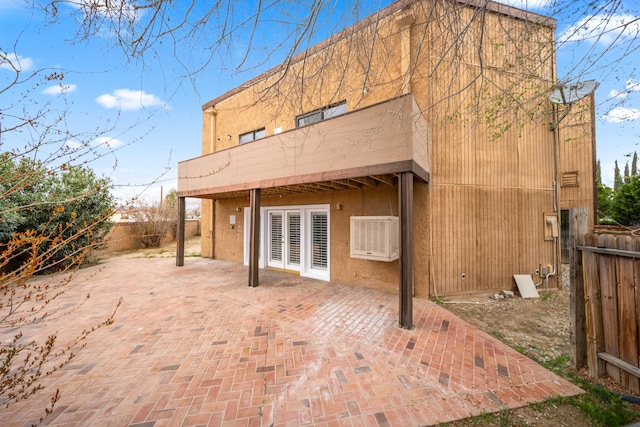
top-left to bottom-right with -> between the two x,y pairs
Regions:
569,207 -> 587,369
176,196 -> 186,267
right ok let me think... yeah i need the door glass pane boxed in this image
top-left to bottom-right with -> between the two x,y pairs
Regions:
288,212 -> 301,266
270,213 -> 283,262
311,212 -> 327,269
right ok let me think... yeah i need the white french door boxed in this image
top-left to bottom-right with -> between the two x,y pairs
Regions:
286,211 -> 301,271
308,211 -> 328,272
267,210 -> 301,272
267,211 -> 284,268
245,205 -> 329,281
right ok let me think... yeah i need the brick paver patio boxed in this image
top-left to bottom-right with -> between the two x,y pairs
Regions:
0,257 -> 581,426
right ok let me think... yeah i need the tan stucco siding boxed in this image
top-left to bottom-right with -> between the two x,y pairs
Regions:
188,0 -> 592,297
210,185 -> 425,295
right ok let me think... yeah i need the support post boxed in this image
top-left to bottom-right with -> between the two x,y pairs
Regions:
176,196 -> 186,267
569,207 -> 588,368
398,172 -> 414,329
249,188 -> 261,287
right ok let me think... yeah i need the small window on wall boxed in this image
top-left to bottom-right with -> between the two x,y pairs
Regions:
239,128 -> 266,144
296,101 -> 346,128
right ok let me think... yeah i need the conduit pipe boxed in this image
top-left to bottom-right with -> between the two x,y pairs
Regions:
545,236 -> 557,292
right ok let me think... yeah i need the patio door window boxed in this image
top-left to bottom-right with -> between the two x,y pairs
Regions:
302,207 -> 330,281
244,205 -> 329,281
310,211 -> 327,270
268,211 -> 284,268
266,210 -> 301,271
287,211 -> 301,270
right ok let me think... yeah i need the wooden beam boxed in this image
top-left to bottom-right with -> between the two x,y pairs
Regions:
249,189 -> 260,287
371,175 -> 395,186
177,160 -> 415,198
398,172 -> 414,330
297,182 -> 337,192
176,196 -> 186,267
577,246 -> 640,258
569,207 -> 588,369
333,179 -> 362,189
351,176 -> 379,187
312,182 -> 344,191
599,352 -> 640,379
329,180 -> 357,190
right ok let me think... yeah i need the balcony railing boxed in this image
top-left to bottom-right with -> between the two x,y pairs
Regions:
178,93 -> 430,198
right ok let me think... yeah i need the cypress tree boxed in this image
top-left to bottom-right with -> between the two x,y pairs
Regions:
625,162 -> 631,184
614,160 -> 623,191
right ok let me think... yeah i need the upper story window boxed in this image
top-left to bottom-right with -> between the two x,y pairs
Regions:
239,128 -> 266,144
296,101 -> 346,128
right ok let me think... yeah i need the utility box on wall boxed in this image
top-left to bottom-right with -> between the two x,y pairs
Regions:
350,216 -> 399,262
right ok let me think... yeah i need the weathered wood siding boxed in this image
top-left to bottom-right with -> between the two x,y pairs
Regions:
558,96 -> 597,223
184,0 -> 596,296
580,233 -> 640,393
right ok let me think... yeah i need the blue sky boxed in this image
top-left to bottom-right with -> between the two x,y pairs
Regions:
1,0 -> 639,199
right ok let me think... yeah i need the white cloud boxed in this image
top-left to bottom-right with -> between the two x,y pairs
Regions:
607,79 -> 640,100
0,52 -> 34,72
42,84 -> 78,95
559,13 -> 640,45
65,137 -> 125,150
609,89 -> 627,99
65,140 -> 83,150
627,79 -> 640,93
64,0 -> 139,21
602,107 -> 640,123
92,136 -> 125,148
96,88 -> 165,111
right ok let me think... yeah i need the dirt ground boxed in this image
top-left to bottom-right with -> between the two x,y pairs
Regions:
108,236 -> 203,259
443,266 -> 640,426
444,279 -> 571,366
109,242 -> 640,426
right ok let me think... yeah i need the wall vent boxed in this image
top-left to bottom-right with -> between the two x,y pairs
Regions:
350,216 -> 399,262
561,171 -> 579,187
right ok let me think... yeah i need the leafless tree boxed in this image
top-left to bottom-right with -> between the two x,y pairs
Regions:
130,193 -> 178,248
4,0 -> 637,417
0,41 -> 127,421
41,1 -> 640,123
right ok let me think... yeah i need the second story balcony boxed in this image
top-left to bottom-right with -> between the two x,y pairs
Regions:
178,93 -> 430,199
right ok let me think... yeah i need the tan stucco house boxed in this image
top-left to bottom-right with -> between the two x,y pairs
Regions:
176,0 -> 596,328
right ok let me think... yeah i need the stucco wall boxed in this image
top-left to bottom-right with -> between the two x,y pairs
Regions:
207,185 -> 433,296
188,0 -> 591,296
96,220 -> 201,255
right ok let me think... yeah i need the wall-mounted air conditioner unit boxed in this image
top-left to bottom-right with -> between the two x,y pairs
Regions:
350,216 -> 399,262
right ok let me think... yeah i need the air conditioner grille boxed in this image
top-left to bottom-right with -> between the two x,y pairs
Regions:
350,216 -> 399,262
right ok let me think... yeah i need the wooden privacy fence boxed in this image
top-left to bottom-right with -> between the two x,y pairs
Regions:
570,207 -> 640,393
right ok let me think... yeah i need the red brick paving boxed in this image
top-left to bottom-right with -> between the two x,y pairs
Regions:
0,258 -> 582,426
